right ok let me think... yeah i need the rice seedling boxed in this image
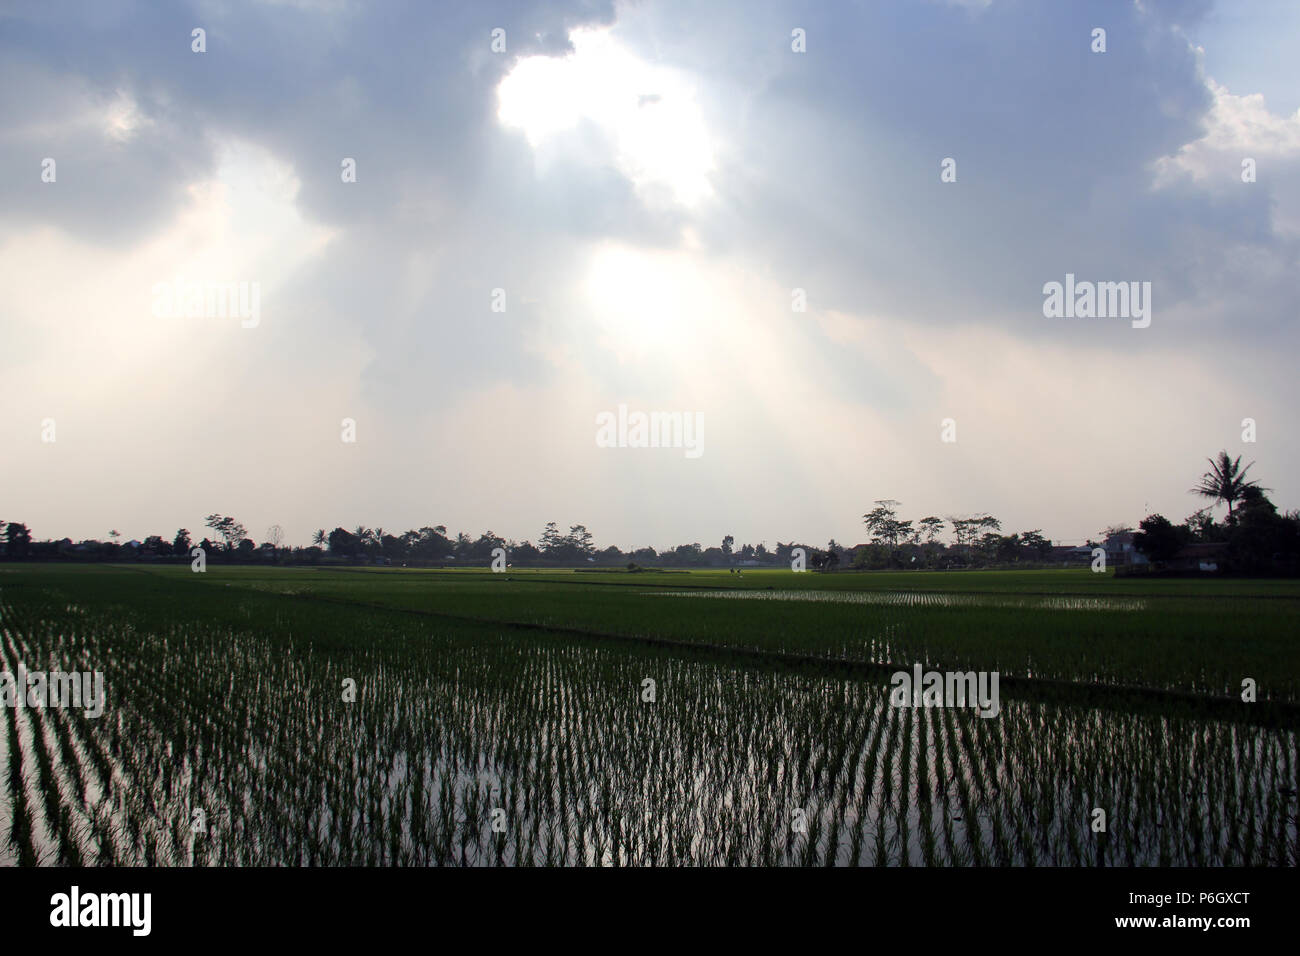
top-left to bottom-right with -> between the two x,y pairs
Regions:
0,565 -> 1292,866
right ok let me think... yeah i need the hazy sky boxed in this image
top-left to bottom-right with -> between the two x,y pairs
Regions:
2,0 -> 1297,550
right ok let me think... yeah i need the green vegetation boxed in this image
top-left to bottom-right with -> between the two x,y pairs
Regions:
0,563 -> 1294,865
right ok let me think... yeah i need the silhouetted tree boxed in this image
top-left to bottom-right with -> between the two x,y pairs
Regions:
1020,529 -> 1051,559
1192,451 -> 1265,523
204,514 -> 247,551
327,527 -> 357,556
863,500 -> 910,549
5,522 -> 32,559
1133,515 -> 1186,564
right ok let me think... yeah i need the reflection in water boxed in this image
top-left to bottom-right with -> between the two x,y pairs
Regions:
0,593 -> 1293,866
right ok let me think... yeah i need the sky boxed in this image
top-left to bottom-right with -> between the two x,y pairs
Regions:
1,0 -> 1297,551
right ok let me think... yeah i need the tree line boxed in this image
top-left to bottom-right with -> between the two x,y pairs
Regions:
1131,451 -> 1300,575
3,451 -> 1295,574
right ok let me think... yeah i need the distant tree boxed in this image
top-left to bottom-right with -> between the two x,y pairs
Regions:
453,532 -> 471,559
410,526 -> 451,560
540,522 -> 561,555
863,500 -> 909,549
567,524 -> 595,557
469,531 -> 505,560
1228,487 -> 1300,574
911,516 -> 944,566
721,534 -> 734,556
917,516 -> 945,543
380,533 -> 406,558
1020,529 -> 1052,559
512,540 -> 542,563
947,517 -> 979,550
327,527 -> 357,556
1184,508 -> 1218,542
993,532 -> 1021,563
1133,514 -> 1186,564
266,525 -> 284,551
173,528 -> 191,554
672,542 -> 703,566
1192,451 -> 1266,523
311,529 -> 326,548
851,543 -> 891,570
4,522 -> 32,559
142,535 -> 170,556
977,531 -> 1002,560
204,515 -> 247,551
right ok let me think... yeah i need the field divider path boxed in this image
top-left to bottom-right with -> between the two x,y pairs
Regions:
298,567 -> 1300,602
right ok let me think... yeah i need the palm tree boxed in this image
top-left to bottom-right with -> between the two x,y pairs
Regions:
1191,451 -> 1265,522
311,529 -> 326,548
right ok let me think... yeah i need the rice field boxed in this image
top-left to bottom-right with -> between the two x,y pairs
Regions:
648,588 -> 1150,611
0,564 -> 1295,866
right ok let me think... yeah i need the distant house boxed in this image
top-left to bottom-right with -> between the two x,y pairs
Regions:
1048,545 -> 1092,565
1168,542 -> 1227,572
1103,532 -> 1146,566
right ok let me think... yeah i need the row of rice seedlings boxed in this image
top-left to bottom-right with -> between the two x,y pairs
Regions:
6,623 -> 106,864
941,705 -> 983,866
0,624 -> 59,863
0,694 -> 37,865
1,577 -> 1294,867
0,599 -> 30,866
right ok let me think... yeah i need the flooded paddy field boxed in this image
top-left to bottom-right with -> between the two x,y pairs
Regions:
0,565 -> 1295,866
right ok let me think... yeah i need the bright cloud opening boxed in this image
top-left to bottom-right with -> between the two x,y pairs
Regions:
497,27 -> 715,209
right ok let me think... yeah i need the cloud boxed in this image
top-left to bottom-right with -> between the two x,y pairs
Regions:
1153,78 -> 1300,236
1,0 -> 1297,548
